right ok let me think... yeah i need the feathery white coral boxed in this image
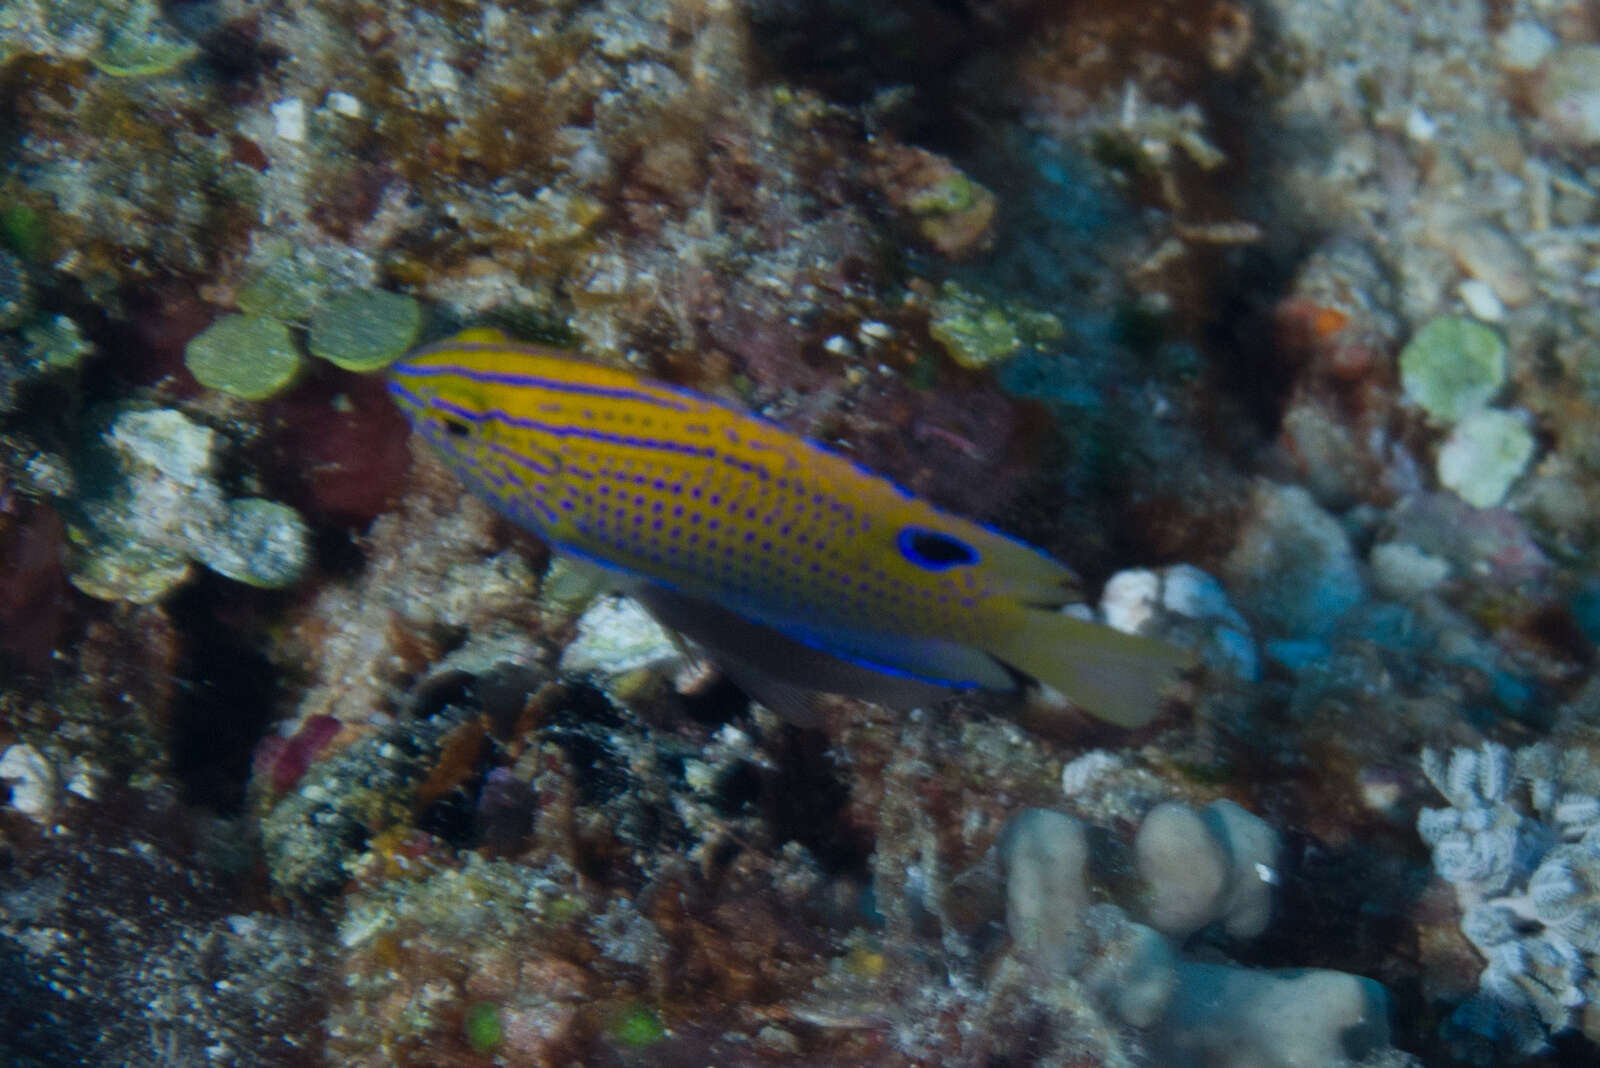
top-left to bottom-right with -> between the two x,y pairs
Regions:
1419,740 -> 1600,1056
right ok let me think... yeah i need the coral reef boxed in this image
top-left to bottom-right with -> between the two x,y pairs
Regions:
3,0 -> 1600,1064
1135,798 -> 1279,940
1222,480 -> 1365,641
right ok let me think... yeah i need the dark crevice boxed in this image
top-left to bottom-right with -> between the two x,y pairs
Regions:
771,726 -> 870,879
307,523 -> 366,579
744,0 -> 983,116
166,576 -> 281,815
677,674 -> 751,727
543,684 -> 632,806
1202,240 -> 1315,444
193,17 -> 288,103
713,760 -> 763,815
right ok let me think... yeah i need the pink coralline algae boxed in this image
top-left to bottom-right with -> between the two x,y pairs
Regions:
255,713 -> 343,794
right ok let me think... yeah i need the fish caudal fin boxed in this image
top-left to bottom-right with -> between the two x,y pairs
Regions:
989,609 -> 1194,728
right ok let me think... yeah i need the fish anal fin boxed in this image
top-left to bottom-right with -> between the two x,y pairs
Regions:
630,584 -> 961,717
715,658 -> 824,727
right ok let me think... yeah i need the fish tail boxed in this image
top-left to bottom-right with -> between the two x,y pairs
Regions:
988,609 -> 1194,728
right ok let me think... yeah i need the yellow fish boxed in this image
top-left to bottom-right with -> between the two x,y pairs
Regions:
388,329 -> 1190,726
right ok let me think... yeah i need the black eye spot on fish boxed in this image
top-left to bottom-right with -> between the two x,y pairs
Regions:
896,526 -> 978,570
444,418 -> 472,438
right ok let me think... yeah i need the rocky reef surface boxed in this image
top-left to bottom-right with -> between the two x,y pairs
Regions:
4,0 -> 1600,1065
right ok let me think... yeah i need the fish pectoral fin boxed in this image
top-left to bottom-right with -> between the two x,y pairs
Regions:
775,618 -> 1016,692
454,326 -> 514,344
988,609 -> 1195,728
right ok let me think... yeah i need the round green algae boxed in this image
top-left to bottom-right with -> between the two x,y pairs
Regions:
68,537 -> 194,605
1398,315 -> 1506,425
308,289 -> 423,372
930,301 -> 1021,370
184,314 -> 302,400
462,1001 -> 503,1052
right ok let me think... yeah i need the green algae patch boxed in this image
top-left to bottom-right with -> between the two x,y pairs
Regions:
462,1001 -> 504,1052
308,289 -> 423,372
185,314 -> 302,400
69,535 -> 194,604
91,26 -> 199,78
88,0 -> 199,78
0,204 -> 46,263
931,300 -> 1021,369
1399,316 -> 1506,425
610,1002 -> 666,1047
926,281 -> 1064,371
904,171 -> 987,217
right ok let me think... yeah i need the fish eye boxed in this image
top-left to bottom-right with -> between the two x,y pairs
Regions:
896,526 -> 979,570
443,418 -> 472,438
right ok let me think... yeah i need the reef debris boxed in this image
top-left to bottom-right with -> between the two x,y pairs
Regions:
66,406 -> 311,602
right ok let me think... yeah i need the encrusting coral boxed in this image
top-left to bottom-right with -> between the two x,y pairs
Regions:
997,803 -> 1404,1068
